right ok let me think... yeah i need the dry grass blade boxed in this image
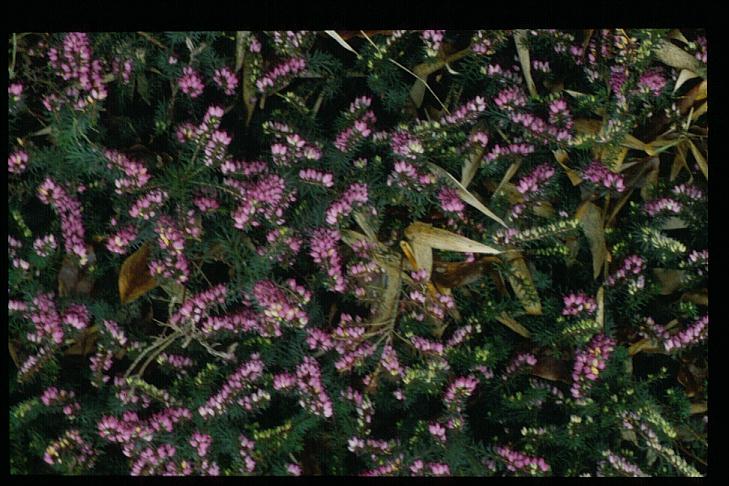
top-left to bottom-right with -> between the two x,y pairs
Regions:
553,150 -> 582,185
687,139 -> 708,180
119,242 -> 159,305
514,30 -> 538,97
576,201 -> 607,279
428,163 -> 508,227
493,160 -> 522,200
495,312 -> 531,338
404,222 -> 501,254
407,240 -> 433,278
596,286 -> 605,331
325,31 -> 360,57
373,263 -> 402,325
501,252 -> 542,315
353,209 -> 378,241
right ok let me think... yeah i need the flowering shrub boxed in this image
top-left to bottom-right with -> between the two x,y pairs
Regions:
8,30 -> 707,476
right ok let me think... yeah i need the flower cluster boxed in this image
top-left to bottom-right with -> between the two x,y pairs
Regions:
515,163 -> 555,199
178,66 -> 205,98
421,30 -> 445,57
47,32 -> 108,110
334,97 -> 377,152
309,228 -> 346,292
644,315 -> 708,353
256,57 -> 306,94
605,255 -> 645,288
128,189 -> 168,220
9,149 -> 28,174
33,234 -> 58,257
582,161 -> 626,192
252,279 -> 311,333
230,174 -> 296,230
325,183 -> 369,225
570,333 -> 615,399
104,149 -> 151,194
644,197 -> 682,217
148,216 -> 191,283
494,446 -> 550,475
298,168 -> 334,187
562,292 -> 597,316
213,66 -> 238,95
37,178 -> 88,263
44,429 -> 96,471
105,223 -> 138,254
198,354 -> 266,418
386,160 -> 436,191
41,387 -> 81,417
274,356 -> 333,418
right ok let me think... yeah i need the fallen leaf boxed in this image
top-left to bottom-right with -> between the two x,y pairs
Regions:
576,201 -> 607,279
58,245 -> 96,297
628,338 -> 663,356
596,286 -> 605,331
687,139 -> 708,180
431,256 -> 499,289
353,209 -> 378,241
661,217 -> 688,231
404,222 -> 501,255
655,40 -> 705,76
673,69 -> 700,94
427,163 -> 508,227
404,240 -> 433,279
682,289 -> 707,306
689,402 -> 707,415
495,312 -> 531,338
119,242 -> 159,305
640,157 -> 660,201
493,160 -> 522,201
513,30 -> 537,97
501,252 -> 542,315
64,325 -> 99,356
653,268 -> 686,295
531,354 -> 570,383
9,341 -> 21,369
670,142 -> 690,181
553,150 -> 583,185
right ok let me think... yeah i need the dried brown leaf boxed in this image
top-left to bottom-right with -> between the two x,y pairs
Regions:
58,245 -> 96,297
673,69 -> 700,94
596,286 -> 605,331
501,253 -> 542,315
9,341 -> 21,369
404,222 -> 501,255
531,354 -> 570,383
514,30 -> 537,97
655,40 -> 705,75
576,201 -> 607,279
427,163 -> 507,227
653,268 -> 686,295
431,256 -> 499,289
682,289 -> 708,306
687,139 -> 708,180
495,312 -> 531,338
64,325 -> 100,356
553,150 -> 582,186
119,242 -> 159,305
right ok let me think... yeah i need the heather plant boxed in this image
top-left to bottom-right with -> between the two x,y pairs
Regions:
8,30 -> 707,476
